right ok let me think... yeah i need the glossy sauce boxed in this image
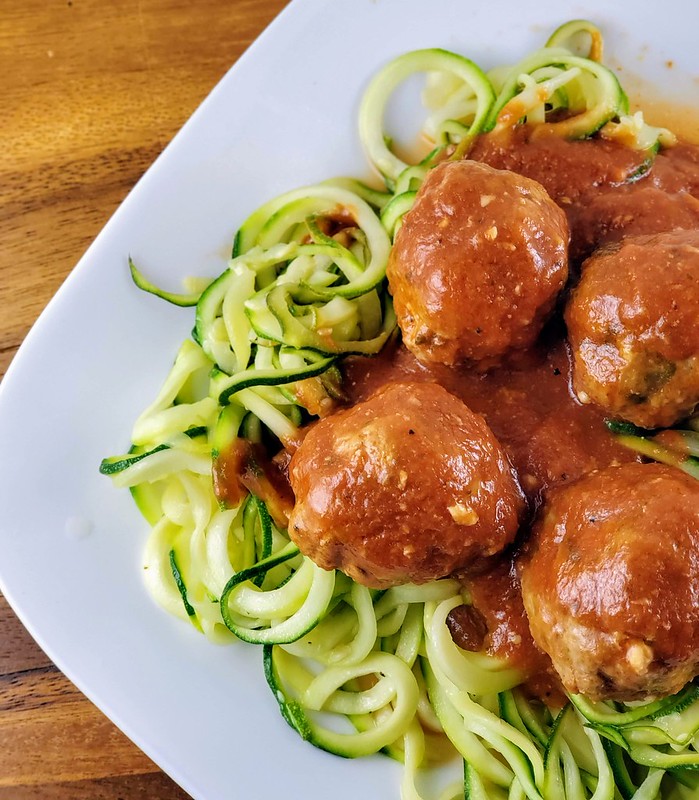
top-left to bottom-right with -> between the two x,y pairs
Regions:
341,130 -> 699,698
287,382 -> 525,588
520,463 -> 699,701
343,325 -> 636,508
342,328 -> 636,699
466,560 -> 564,704
470,128 -> 699,264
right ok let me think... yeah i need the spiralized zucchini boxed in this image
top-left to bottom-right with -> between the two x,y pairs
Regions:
102,20 -> 694,800
607,419 -> 699,481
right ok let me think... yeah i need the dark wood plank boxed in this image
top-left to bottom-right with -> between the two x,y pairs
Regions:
0,772 -> 192,800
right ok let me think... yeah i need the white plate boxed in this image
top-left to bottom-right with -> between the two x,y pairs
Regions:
1,1 -> 697,798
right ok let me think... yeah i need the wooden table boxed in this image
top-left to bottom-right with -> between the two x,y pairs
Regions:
1,1 -> 288,796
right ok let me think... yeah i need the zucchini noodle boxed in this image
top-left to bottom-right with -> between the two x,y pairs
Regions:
103,20 -> 697,800
607,419 -> 699,481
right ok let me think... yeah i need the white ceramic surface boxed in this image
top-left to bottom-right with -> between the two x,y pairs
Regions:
1,1 -> 697,798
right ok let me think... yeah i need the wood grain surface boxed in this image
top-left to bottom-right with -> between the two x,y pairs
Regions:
1,1 -> 288,796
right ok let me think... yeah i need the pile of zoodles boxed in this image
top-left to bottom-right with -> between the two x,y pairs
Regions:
102,20 -> 697,800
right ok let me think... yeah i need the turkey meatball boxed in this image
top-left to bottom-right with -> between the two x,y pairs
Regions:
287,382 -> 525,588
520,462 -> 699,702
566,229 -> 699,428
387,160 -> 569,366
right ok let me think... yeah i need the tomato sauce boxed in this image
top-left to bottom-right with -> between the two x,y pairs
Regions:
340,129 -> 699,697
471,127 -> 699,264
466,560 -> 564,704
342,324 -> 637,509
342,327 -> 636,699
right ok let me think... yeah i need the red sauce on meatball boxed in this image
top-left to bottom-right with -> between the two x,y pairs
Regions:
342,332 -> 637,509
387,160 -> 569,366
340,332 -> 639,698
471,126 -> 699,265
340,132 -> 699,697
287,382 -> 525,589
461,558 -> 565,705
519,463 -> 699,701
566,229 -> 699,428
223,129 -> 699,701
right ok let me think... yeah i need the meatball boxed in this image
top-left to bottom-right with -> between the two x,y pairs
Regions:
520,462 -> 699,701
287,382 -> 525,588
387,160 -> 569,366
566,229 -> 699,428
